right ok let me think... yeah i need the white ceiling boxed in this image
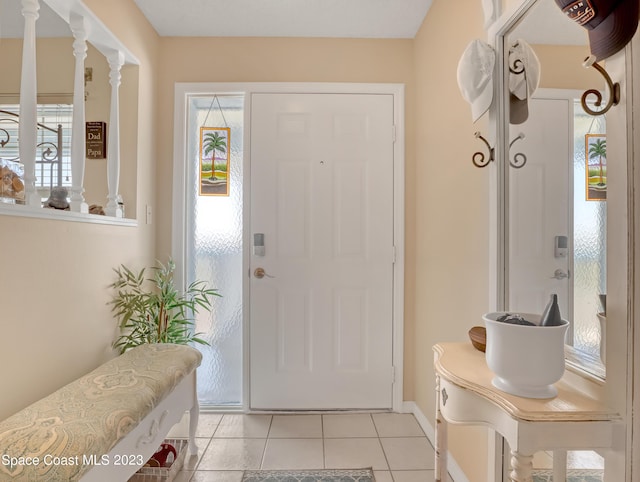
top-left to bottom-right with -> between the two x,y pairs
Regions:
0,0 -> 585,44
510,0 -> 587,46
131,0 -> 585,42
132,0 -> 433,38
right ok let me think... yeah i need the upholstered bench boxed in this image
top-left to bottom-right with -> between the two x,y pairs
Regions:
0,343 -> 202,481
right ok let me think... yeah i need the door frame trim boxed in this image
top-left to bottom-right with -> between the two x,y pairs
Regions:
172,82 -> 405,412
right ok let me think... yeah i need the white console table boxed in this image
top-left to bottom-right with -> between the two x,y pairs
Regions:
433,343 -> 621,482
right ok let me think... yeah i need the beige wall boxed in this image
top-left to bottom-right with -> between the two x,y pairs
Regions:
534,44 -> 602,90
413,0 -> 491,480
0,0 -> 159,421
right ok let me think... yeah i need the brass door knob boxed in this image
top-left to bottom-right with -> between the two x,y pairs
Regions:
254,268 -> 275,279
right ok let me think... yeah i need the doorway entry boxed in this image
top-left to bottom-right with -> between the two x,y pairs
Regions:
172,83 -> 405,411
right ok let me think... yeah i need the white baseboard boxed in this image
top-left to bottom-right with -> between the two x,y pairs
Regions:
402,401 -> 470,482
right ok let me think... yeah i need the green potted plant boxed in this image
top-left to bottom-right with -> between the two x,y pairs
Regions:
109,258 -> 219,353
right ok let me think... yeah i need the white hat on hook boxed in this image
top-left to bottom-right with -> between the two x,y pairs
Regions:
508,39 -> 541,125
457,39 -> 496,123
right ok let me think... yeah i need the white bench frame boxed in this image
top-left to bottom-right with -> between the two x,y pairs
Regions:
80,369 -> 199,482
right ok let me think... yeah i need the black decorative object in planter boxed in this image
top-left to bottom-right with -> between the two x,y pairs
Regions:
496,313 -> 535,326
540,293 -> 564,326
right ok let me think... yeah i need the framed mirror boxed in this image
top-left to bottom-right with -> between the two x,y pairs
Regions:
495,0 -> 609,379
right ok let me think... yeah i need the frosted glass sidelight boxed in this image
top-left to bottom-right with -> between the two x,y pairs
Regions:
186,94 -> 244,406
572,104 -> 606,359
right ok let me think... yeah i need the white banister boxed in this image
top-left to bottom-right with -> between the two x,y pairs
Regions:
69,13 -> 89,213
105,50 -> 124,218
19,0 -> 41,207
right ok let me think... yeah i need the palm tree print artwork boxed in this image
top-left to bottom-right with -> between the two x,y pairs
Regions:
586,134 -> 606,201
200,127 -> 230,196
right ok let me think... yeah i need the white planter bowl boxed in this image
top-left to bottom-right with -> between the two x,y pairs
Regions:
483,312 -> 569,399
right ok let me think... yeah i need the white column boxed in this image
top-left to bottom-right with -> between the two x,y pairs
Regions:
19,0 -> 41,207
105,51 -> 124,217
69,13 -> 89,213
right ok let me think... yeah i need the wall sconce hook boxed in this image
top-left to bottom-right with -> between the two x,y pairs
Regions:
472,132 -> 527,169
581,55 -> 620,116
472,131 -> 494,168
509,133 -> 526,168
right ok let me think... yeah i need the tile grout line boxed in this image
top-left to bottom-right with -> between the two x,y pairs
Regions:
368,414 -> 390,480
370,413 -> 395,479
259,415 -> 274,469
321,414 -> 327,469
191,413 -> 223,475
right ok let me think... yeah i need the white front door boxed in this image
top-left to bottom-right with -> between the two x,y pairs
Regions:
508,94 -> 571,320
249,92 -> 395,410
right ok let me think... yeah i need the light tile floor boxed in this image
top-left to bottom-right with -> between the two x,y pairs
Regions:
138,412 -> 603,482
158,413 -> 452,482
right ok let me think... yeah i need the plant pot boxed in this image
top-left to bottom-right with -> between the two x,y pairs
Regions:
483,312 -> 569,399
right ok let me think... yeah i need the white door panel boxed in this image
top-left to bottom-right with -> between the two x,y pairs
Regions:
250,93 -> 394,409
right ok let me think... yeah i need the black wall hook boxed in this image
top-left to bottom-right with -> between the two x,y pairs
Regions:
509,133 -> 526,168
509,42 -> 525,75
0,128 -> 9,148
581,56 -> 620,116
473,132 -> 494,168
472,132 -> 527,168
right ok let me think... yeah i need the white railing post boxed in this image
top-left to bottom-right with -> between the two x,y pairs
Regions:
19,0 -> 41,207
105,50 -> 124,217
69,13 -> 89,213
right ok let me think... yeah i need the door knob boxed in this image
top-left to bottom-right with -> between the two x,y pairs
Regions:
551,269 -> 570,280
254,268 -> 275,279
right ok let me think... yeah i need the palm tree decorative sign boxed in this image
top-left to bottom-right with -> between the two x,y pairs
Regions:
199,126 -> 230,196
586,134 -> 606,201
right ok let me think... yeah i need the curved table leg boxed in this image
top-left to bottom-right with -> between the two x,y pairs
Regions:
435,375 -> 449,482
509,451 -> 533,482
553,450 -> 567,481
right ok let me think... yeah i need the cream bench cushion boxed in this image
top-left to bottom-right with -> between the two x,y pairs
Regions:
0,343 -> 202,481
